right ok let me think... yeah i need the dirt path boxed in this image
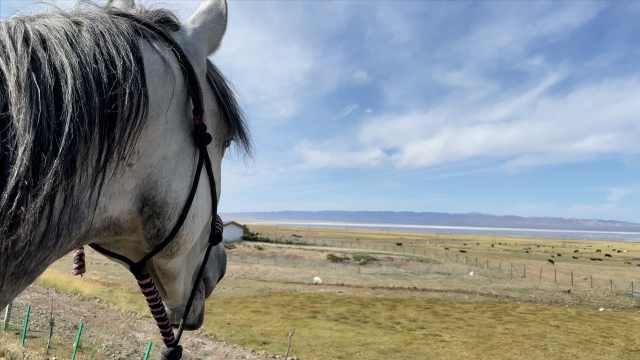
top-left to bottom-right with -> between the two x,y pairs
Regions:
11,285 -> 273,360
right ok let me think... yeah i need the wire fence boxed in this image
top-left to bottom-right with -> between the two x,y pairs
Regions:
0,299 -> 155,360
236,234 -> 640,301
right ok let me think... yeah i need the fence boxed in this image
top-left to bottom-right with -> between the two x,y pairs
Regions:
1,300 -> 155,360
239,233 -> 640,300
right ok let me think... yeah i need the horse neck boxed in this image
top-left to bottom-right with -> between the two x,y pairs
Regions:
0,216 -> 84,309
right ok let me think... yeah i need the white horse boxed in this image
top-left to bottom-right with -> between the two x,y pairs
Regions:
0,0 -> 249,337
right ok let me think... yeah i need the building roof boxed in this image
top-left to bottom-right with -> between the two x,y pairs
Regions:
223,221 -> 248,230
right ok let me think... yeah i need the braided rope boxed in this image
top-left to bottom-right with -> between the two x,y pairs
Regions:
72,247 -> 86,276
135,274 -> 177,347
71,215 -> 225,358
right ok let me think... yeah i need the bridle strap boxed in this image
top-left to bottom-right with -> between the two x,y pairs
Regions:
84,10 -> 223,359
89,152 -> 205,271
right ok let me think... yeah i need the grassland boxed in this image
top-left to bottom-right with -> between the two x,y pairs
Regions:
12,225 -> 640,359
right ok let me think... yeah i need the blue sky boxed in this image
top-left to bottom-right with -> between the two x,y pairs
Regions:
3,1 -> 640,221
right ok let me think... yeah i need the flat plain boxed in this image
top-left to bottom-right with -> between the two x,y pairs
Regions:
3,225 -> 640,359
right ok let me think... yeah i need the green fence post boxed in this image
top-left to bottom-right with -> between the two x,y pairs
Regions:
142,341 -> 153,360
71,320 -> 84,360
2,303 -> 11,332
20,304 -> 31,347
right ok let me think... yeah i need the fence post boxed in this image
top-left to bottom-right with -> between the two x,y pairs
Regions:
20,304 -> 31,347
71,320 -> 84,360
539,267 -> 543,282
523,264 -> 527,279
570,271 -> 574,289
610,279 -> 614,294
143,341 -> 153,360
2,303 -> 11,332
590,275 -> 593,289
46,316 -> 55,355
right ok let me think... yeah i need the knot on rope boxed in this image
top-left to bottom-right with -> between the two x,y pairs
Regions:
161,345 -> 183,360
211,215 -> 224,245
193,122 -> 212,147
72,247 -> 86,276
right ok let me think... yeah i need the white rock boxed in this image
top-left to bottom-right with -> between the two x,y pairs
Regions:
468,271 -> 475,276
598,307 -> 605,312
313,276 -> 323,285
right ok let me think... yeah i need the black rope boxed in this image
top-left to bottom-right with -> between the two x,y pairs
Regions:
83,10 -> 223,360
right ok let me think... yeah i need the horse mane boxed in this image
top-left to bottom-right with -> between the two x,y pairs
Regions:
0,3 -> 249,284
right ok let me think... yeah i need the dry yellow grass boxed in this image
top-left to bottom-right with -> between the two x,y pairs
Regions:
33,223 -> 640,360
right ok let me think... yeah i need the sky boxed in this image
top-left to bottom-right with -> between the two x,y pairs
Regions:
3,1 -> 640,222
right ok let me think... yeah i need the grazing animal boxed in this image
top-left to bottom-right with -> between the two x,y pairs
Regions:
396,242 -> 403,247
556,253 -> 562,257
313,276 -> 323,285
459,249 -> 467,253
605,253 -> 612,258
625,261 -> 632,265
596,249 -> 602,253
573,249 -> 579,253
616,250 -> 623,253
590,258 -> 603,261
572,256 -> 579,260
0,0 -> 251,335
524,250 -> 530,254
547,259 -> 555,265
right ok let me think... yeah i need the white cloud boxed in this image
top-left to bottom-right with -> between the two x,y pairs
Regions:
337,104 -> 359,119
352,70 -> 370,84
299,74 -> 640,170
292,3 -> 639,172
295,141 -> 387,169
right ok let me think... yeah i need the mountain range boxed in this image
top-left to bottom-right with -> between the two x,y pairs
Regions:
223,211 -> 640,232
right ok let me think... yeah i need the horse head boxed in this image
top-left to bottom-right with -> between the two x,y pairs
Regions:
0,0 -> 250,334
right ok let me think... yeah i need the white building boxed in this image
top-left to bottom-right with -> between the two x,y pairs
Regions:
222,221 -> 248,243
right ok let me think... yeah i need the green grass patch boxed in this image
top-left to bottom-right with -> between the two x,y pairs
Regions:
203,293 -> 640,360
36,269 -> 640,360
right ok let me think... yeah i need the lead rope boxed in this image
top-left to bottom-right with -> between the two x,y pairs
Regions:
70,214 -> 223,359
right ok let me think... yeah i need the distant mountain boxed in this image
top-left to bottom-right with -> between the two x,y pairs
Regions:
223,210 -> 640,232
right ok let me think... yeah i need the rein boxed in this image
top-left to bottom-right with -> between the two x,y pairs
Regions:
72,12 -> 223,360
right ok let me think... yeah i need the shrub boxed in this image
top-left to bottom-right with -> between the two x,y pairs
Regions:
326,253 -> 349,263
352,253 -> 379,265
242,231 -> 272,243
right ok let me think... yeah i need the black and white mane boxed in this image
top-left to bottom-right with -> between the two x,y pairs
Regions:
0,4 -> 249,288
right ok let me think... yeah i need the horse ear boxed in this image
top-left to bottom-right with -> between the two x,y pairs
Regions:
186,0 -> 228,56
108,0 -> 135,10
